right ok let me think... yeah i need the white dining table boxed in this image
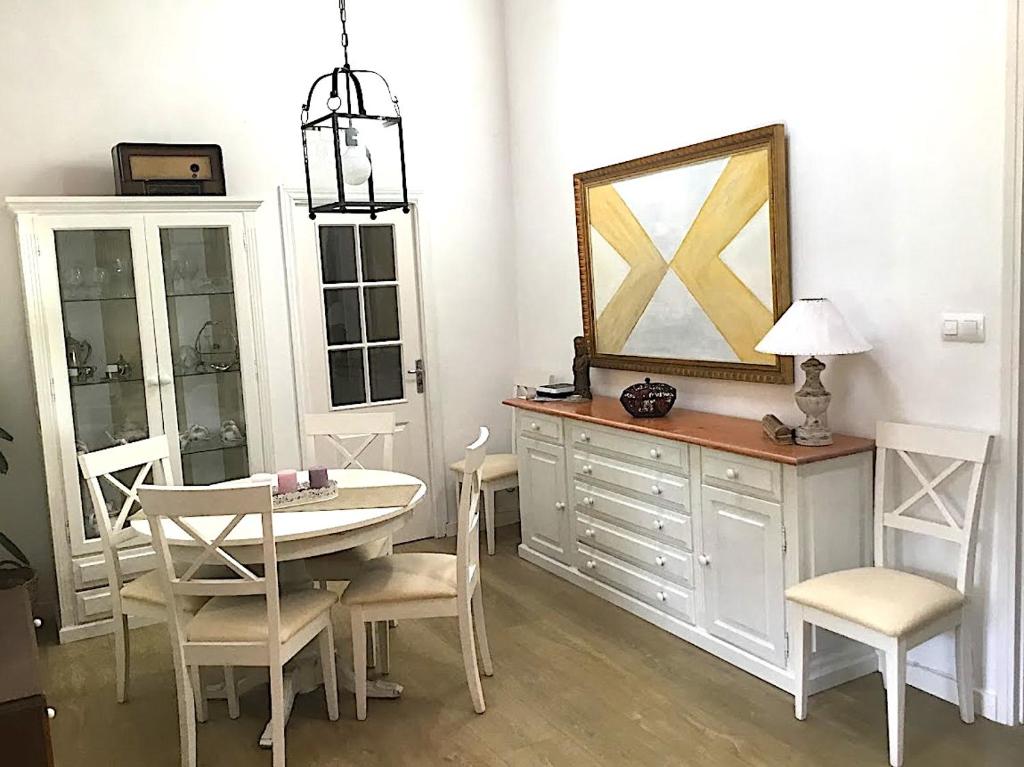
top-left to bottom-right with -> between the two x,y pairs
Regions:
130,468 -> 427,748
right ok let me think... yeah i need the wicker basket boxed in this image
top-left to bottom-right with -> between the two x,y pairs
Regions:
619,377 -> 677,418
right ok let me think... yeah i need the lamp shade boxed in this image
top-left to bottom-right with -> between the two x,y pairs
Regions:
755,298 -> 871,356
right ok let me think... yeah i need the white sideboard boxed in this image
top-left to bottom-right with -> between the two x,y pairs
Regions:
506,396 -> 878,694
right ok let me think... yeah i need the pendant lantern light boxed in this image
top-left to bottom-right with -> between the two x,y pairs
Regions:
300,0 -> 410,219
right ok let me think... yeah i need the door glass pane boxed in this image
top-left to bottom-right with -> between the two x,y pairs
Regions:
320,226 -> 357,283
55,229 -> 149,543
160,227 -> 248,485
324,288 -> 362,345
364,286 -> 399,342
328,348 -> 365,406
359,225 -> 396,282
368,345 -> 404,402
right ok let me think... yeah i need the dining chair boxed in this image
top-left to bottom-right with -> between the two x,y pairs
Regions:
786,422 -> 992,767
302,411 -> 400,669
302,411 -> 398,584
78,436 -> 237,718
342,427 -> 494,719
141,483 -> 340,767
448,453 -> 516,556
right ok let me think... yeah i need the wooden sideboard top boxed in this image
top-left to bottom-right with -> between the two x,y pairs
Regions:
503,396 -> 874,466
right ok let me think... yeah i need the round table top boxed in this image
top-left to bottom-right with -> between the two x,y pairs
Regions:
130,469 -> 426,548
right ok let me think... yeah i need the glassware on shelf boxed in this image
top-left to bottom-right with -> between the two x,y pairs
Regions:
90,266 -> 109,300
221,419 -> 244,446
111,256 -> 133,298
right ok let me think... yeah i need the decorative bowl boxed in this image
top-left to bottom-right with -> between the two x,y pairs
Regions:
620,377 -> 677,418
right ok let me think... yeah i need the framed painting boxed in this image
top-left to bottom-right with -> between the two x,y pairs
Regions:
574,124 -> 793,384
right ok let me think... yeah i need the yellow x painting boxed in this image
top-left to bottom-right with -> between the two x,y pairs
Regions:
575,125 -> 792,384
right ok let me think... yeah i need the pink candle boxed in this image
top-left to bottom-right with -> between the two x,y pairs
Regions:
308,466 -> 329,489
276,469 -> 298,494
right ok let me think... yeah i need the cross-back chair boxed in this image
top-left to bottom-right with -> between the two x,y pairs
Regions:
341,427 -> 494,719
786,421 -> 992,767
140,483 -> 339,767
78,436 -> 236,717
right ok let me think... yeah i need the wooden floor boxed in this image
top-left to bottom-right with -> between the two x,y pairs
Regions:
42,526 -> 1024,766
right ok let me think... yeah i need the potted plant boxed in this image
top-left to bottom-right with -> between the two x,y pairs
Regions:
0,427 -> 36,597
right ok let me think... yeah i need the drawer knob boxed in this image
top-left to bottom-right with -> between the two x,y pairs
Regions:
554,501 -> 566,511
651,485 -> 662,495
46,707 -> 56,719
33,617 -> 43,629
530,422 -> 540,431
655,556 -> 666,567
579,432 -> 590,442
698,554 -> 711,566
725,468 -> 739,480
582,465 -> 593,475
585,560 -> 596,570
585,528 -> 595,538
656,591 -> 667,602
583,496 -> 594,507
650,448 -> 661,459
653,519 -> 665,530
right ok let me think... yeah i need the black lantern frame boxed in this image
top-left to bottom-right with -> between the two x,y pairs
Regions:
301,65 -> 409,220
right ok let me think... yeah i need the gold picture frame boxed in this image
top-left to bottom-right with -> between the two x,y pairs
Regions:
574,124 -> 793,384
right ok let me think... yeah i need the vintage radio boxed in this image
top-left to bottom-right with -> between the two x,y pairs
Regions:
112,143 -> 225,195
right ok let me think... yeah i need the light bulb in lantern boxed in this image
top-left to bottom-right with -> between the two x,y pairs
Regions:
341,126 -> 372,185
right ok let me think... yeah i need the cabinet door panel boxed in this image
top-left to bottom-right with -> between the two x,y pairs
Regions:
38,217 -> 164,557
145,215 -> 263,485
700,486 -> 786,666
518,436 -> 570,563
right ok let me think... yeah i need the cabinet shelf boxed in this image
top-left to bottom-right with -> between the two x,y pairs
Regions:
181,437 -> 247,457
174,367 -> 240,379
166,288 -> 234,298
69,376 -> 143,388
62,295 -> 136,304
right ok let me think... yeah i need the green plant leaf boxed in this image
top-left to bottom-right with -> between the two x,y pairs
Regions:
0,427 -> 12,442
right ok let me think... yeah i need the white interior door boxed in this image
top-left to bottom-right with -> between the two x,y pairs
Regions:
292,208 -> 436,542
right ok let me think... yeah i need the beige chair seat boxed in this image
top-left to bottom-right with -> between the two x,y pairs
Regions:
340,553 -> 458,606
186,589 -> 338,644
449,453 -> 517,482
120,570 -> 208,614
785,567 -> 965,638
303,538 -> 391,582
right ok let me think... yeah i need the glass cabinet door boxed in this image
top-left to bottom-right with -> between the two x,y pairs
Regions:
52,226 -> 161,552
155,226 -> 250,485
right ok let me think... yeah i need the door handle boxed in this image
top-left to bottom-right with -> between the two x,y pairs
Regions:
406,358 -> 425,394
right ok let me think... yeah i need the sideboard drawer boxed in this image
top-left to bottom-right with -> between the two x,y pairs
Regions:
577,513 -> 693,587
570,424 -> 687,473
574,452 -> 688,507
578,544 -> 694,624
574,483 -> 692,549
72,545 -> 156,590
702,448 -> 782,501
75,586 -> 113,623
519,412 -> 563,444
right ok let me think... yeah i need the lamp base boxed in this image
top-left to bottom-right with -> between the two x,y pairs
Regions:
794,356 -> 833,446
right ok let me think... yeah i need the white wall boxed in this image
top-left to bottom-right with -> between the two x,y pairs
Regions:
503,0 -> 1017,723
0,0 -> 517,621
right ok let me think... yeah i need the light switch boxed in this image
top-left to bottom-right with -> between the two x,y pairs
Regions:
941,312 -> 985,343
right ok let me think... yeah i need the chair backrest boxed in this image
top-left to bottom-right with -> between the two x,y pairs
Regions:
455,427 -> 489,598
303,412 -> 397,470
873,421 -> 992,593
78,436 -> 176,605
139,483 -> 280,648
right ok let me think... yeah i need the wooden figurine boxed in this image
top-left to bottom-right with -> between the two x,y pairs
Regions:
572,336 -> 591,399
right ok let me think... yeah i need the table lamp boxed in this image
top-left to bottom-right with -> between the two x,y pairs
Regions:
755,298 -> 871,446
